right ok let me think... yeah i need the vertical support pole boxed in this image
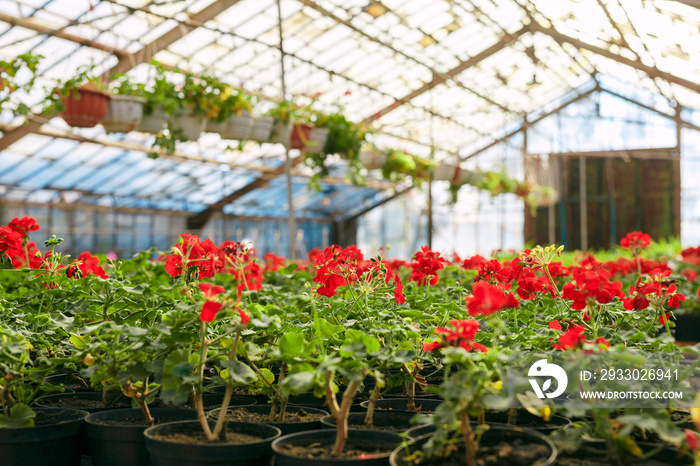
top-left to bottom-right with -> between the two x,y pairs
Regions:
427,178 -> 433,248
673,107 -> 682,239
579,156 -> 588,251
277,0 -> 296,260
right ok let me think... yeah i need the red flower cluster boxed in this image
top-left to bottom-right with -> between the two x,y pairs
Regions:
67,252 -> 108,279
460,254 -> 486,271
409,246 -> 446,286
422,319 -> 486,353
516,268 -> 556,300
465,281 -> 519,316
620,231 -> 651,253
312,245 -> 355,297
263,252 -> 286,273
680,247 -> 700,266
599,257 -> 670,277
162,236 -> 263,297
681,268 -> 698,283
164,234 -> 221,279
623,269 -> 685,310
562,267 -> 623,310
552,323 -> 609,350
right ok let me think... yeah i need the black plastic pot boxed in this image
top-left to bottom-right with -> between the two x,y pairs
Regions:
152,393 -> 256,411
391,425 -> 557,466
360,398 -> 441,413
484,410 -> 571,434
0,407 -> 88,466
556,439 -> 692,465
209,405 -> 328,436
144,420 -> 281,466
45,372 -> 93,392
36,391 -> 132,413
405,411 -> 570,440
86,407 -> 198,466
320,411 -> 429,433
675,314 -> 700,342
272,428 -> 402,466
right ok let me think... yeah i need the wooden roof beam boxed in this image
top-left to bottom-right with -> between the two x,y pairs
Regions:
530,22 -> 700,94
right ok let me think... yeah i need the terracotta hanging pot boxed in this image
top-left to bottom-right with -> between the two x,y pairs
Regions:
59,85 -> 111,128
290,123 -> 313,150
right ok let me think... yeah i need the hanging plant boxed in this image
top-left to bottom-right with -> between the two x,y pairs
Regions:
0,53 -> 42,117
43,65 -> 111,128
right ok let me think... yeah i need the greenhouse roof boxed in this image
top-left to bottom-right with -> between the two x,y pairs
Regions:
2,0 -> 700,222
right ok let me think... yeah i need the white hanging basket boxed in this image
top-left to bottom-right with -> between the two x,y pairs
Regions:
359,148 -> 387,170
222,110 -> 254,140
269,120 -> 292,147
249,116 -> 275,142
455,169 -> 483,186
169,106 -> 206,141
205,118 -> 228,135
136,106 -> 166,133
101,95 -> 145,133
302,127 -> 329,154
433,161 -> 458,181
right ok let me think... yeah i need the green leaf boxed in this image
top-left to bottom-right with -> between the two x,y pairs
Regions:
69,334 -> 90,349
316,319 -> 344,339
279,334 -> 305,357
220,360 -> 257,386
0,404 -> 35,428
282,371 -> 315,395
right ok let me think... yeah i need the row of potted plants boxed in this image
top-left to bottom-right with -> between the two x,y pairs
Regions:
2,216 -> 700,465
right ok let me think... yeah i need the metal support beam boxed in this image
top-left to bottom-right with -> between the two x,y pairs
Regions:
0,11 -> 129,59
361,26 -> 528,124
600,88 -> 700,132
462,85 -> 598,161
530,23 -> 700,94
109,0 -> 241,75
0,0 -> 241,152
296,0 -> 524,121
186,156 -> 306,231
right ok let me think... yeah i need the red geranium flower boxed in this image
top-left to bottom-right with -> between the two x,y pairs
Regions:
200,301 -> 223,322
394,275 -> 405,305
465,281 -> 519,316
620,231 -> 651,252
681,268 -> 698,283
423,319 -> 486,353
409,246 -> 446,286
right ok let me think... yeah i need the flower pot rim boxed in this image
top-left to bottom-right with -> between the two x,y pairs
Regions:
398,424 -> 557,466
109,94 -> 146,103
209,404 -> 329,424
143,420 -> 281,447
272,428 -> 402,460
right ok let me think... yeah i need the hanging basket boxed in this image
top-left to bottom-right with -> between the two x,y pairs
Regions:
433,161 -> 458,181
101,95 -> 145,133
269,120 -> 292,147
302,127 -> 329,154
205,118 -> 228,135
59,86 -> 111,128
169,106 -> 206,142
359,148 -> 387,170
222,110 -> 254,140
137,106 -> 167,133
249,116 -> 275,142
290,123 -> 313,150
524,154 -> 560,207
